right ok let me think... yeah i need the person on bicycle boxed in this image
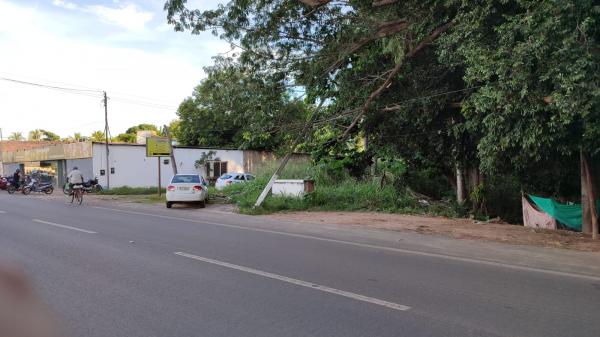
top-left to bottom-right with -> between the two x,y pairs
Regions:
12,169 -> 22,190
66,166 -> 84,194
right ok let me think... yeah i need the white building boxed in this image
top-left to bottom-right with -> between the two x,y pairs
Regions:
1,141 -> 307,188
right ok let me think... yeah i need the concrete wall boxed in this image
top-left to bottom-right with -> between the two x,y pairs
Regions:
2,142 -> 92,163
66,159 -> 94,183
92,144 -> 246,188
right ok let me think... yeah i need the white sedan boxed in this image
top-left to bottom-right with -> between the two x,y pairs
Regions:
215,172 -> 255,190
166,174 -> 209,208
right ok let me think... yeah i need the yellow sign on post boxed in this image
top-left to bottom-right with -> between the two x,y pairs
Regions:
146,137 -> 171,157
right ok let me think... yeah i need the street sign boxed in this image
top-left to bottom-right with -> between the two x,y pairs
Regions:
146,137 -> 171,157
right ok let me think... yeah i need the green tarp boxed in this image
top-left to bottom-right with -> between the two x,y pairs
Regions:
529,195 -> 600,231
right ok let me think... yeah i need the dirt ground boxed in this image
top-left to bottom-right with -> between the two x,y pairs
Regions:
264,211 -> 600,252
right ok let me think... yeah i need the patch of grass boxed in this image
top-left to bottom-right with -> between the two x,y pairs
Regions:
220,161 -> 459,217
99,186 -> 165,195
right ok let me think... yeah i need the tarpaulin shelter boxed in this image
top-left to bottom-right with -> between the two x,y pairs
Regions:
522,196 -> 557,230
524,195 -> 600,232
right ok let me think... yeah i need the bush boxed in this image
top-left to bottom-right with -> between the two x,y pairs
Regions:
221,161 -> 458,217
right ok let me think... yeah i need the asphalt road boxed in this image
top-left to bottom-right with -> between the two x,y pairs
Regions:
0,193 -> 599,337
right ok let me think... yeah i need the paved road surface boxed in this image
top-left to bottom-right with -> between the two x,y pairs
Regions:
0,193 -> 599,337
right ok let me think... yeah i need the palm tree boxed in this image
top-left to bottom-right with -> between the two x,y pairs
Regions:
28,129 -> 42,141
8,132 -> 24,141
90,131 -> 105,142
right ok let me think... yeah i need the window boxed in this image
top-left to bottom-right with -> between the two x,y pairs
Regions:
246,174 -> 255,181
219,174 -> 232,180
205,161 -> 228,179
171,175 -> 201,183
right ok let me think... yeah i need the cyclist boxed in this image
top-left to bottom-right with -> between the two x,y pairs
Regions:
66,166 -> 84,194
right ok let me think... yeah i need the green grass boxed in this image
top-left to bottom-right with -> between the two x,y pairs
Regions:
219,161 -> 460,217
99,186 -> 166,195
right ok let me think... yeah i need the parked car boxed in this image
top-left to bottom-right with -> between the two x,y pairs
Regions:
166,174 -> 209,208
215,173 -> 255,190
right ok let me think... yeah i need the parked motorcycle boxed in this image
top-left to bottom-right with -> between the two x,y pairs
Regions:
63,178 -> 102,195
22,178 -> 54,195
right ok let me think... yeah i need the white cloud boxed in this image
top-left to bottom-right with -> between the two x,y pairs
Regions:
0,0 -> 230,138
52,0 -> 79,11
87,3 -> 153,32
51,1 -> 153,33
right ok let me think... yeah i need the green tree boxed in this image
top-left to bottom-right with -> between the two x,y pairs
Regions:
439,0 -> 599,233
175,57 -> 307,150
8,132 -> 24,141
28,129 -> 43,141
39,129 -> 60,141
114,124 -> 159,143
90,131 -> 106,142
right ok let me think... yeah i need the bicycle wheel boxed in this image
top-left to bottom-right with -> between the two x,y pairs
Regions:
70,191 -> 75,203
76,190 -> 83,205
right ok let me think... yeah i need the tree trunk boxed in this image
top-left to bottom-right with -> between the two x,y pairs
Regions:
581,150 -> 592,233
456,164 -> 466,205
581,149 -> 598,239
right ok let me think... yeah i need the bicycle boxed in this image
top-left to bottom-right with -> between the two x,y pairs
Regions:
70,184 -> 84,205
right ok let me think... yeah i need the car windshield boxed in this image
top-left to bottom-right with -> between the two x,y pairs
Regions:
219,174 -> 232,179
171,175 -> 200,183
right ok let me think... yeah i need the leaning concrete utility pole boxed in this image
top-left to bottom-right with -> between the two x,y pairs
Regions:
254,102 -> 321,208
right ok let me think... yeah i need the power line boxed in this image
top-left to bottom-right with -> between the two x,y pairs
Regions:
0,76 -> 103,94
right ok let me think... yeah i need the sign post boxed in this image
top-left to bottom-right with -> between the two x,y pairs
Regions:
146,137 -> 171,196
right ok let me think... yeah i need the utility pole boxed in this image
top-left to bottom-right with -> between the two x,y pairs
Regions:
103,91 -> 110,189
163,125 -> 178,175
254,102 -> 322,208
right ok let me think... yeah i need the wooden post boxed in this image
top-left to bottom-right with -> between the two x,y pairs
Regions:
158,156 -> 162,196
163,125 -> 178,175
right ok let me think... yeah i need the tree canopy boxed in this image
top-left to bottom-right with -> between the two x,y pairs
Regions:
175,57 -> 307,150
164,0 -> 600,226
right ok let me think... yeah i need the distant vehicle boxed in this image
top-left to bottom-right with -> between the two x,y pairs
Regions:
22,178 -> 54,195
166,174 -> 209,208
215,173 -> 255,190
63,178 -> 102,195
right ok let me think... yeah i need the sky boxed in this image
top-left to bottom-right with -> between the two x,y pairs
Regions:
0,0 -> 230,139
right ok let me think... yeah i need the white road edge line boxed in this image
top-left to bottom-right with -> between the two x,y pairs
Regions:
94,206 -> 600,282
32,219 -> 97,234
175,251 -> 410,312
0,210 -> 6,214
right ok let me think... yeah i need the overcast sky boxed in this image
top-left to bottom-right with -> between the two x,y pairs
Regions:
0,0 -> 229,139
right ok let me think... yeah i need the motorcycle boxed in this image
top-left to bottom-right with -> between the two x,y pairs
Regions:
22,178 -> 54,195
63,177 -> 102,195
6,180 -> 27,194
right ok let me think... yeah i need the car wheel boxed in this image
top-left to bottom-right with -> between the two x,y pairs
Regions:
166,202 -> 173,208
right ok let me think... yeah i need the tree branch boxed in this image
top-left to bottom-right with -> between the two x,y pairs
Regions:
373,0 -> 399,7
339,21 -> 454,140
325,19 -> 409,73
